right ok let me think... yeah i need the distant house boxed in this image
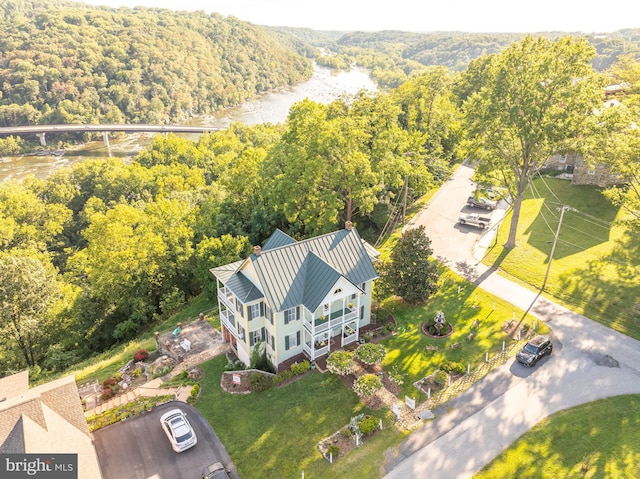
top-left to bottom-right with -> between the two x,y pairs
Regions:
0,370 -> 103,479
543,152 -> 624,188
210,222 -> 379,370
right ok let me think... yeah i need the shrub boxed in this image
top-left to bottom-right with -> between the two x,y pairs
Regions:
223,358 -> 246,371
355,343 -> 386,365
131,366 -> 143,378
102,377 -> 117,388
101,387 -> 116,401
326,445 -> 340,457
340,427 -> 352,438
326,350 -> 356,375
272,374 -> 285,385
353,374 -> 383,397
383,322 -> 394,334
433,370 -> 449,387
440,360 -> 465,375
189,383 -> 200,400
249,372 -> 273,393
359,415 -> 379,435
281,369 -> 293,381
290,360 -> 310,375
389,365 -> 404,385
134,349 -> 149,362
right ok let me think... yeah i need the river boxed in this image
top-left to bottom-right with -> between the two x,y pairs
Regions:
0,65 -> 376,182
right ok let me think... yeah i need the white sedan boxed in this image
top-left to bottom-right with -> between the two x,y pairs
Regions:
160,408 -> 197,452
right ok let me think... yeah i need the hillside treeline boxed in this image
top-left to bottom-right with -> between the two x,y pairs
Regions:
0,1 -> 312,128
0,68 -> 460,377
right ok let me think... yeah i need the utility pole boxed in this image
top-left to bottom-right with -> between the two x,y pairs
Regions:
401,174 -> 409,224
542,205 -> 571,291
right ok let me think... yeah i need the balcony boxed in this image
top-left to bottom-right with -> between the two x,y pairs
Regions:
217,287 -> 235,309
303,307 -> 358,333
220,309 -> 236,335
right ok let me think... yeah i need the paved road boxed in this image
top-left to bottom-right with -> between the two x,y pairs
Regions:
383,163 -> 640,479
93,401 -> 239,479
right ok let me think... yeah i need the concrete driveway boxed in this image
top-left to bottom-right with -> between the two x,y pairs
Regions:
383,162 -> 640,479
94,401 -> 238,479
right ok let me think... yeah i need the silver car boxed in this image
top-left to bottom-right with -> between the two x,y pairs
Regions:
160,408 -> 197,452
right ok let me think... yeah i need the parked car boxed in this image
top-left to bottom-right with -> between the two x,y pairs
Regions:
160,408 -> 197,452
467,196 -> 497,210
458,213 -> 492,229
516,335 -> 553,367
202,462 -> 231,479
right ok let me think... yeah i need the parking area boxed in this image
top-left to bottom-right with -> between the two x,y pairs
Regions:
93,401 -> 239,479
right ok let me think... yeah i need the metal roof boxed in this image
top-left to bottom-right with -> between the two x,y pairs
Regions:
210,227 -> 379,312
262,229 -> 296,251
252,227 -> 378,312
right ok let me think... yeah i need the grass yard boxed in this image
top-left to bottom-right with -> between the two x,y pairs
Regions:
482,177 -> 640,340
474,394 -> 640,479
379,268 -> 548,400
195,356 -> 406,479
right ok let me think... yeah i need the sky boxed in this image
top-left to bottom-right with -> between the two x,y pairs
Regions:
79,0 -> 640,34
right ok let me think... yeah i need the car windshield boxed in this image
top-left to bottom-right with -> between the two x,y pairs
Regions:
175,429 -> 192,443
523,343 -> 541,354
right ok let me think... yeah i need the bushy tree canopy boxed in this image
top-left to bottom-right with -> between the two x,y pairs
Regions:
379,225 -> 439,304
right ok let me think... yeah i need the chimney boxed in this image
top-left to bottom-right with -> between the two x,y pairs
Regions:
254,245 -> 262,255
345,221 -> 353,231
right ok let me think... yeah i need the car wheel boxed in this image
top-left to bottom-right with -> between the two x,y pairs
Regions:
479,223 -> 485,229
460,220 -> 465,225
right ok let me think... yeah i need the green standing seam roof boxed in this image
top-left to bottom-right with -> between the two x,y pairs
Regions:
253,227 -> 378,312
300,252 -> 344,313
210,227 -> 378,313
262,229 -> 297,251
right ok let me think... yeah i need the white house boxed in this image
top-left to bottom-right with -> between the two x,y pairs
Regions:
210,221 -> 379,370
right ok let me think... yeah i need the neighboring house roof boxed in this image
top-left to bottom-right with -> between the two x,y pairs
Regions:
212,226 -> 378,313
0,372 -> 103,478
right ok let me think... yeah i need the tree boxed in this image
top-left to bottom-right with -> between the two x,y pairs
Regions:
462,36 -> 603,249
0,255 -> 61,368
379,225 -> 439,304
194,234 -> 252,299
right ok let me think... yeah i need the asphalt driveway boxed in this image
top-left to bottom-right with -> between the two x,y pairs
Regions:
93,401 -> 238,479
383,162 -> 640,479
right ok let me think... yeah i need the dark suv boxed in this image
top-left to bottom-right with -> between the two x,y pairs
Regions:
467,196 -> 497,210
516,335 -> 553,367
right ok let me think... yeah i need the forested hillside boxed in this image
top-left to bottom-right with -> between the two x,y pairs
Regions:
0,67 -> 460,377
0,0 -> 312,127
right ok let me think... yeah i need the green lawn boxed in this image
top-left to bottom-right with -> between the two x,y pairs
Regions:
474,394 -> 640,479
380,268 -> 548,400
483,177 -> 640,339
195,356 -> 406,479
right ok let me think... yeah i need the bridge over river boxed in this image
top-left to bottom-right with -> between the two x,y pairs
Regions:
0,124 -> 223,146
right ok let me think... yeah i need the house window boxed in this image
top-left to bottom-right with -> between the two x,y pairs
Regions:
559,154 -> 567,164
284,307 -> 298,324
588,168 -> 595,176
248,303 -> 260,321
237,325 -> 246,342
235,298 -> 244,318
250,328 -> 265,346
285,331 -> 300,350
265,303 -> 273,325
